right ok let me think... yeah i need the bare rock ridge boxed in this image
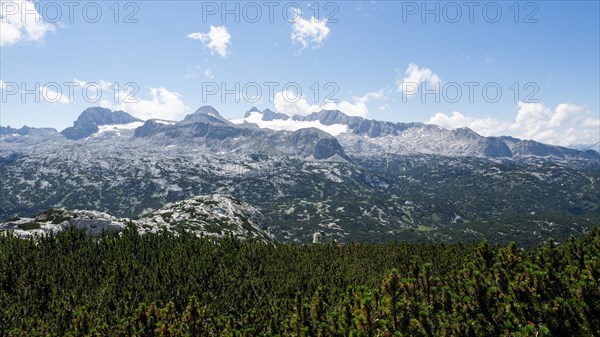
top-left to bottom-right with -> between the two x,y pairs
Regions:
290,109 -> 597,159
242,107 -> 596,159
133,106 -> 350,160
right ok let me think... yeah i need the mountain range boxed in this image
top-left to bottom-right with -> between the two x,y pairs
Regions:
1,106 -> 598,246
1,106 -> 597,160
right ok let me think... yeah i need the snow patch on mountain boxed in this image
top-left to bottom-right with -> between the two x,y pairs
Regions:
149,119 -> 176,125
231,111 -> 348,136
94,121 -> 145,135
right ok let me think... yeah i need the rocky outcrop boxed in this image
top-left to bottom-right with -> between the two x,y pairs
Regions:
0,195 -> 274,242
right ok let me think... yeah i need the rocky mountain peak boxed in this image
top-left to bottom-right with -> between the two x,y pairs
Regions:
182,106 -> 232,125
244,107 -> 261,118
61,107 -> 141,140
262,108 -> 290,121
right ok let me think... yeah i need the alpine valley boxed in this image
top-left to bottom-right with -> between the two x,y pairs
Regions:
1,106 -> 598,246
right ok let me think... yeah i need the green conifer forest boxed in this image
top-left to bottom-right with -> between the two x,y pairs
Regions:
1,226 -> 598,336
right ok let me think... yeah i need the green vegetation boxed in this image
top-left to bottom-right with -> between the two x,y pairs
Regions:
15,221 -> 41,230
40,209 -> 72,224
0,227 -> 598,336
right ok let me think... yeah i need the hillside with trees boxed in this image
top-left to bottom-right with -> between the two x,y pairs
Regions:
0,226 -> 598,336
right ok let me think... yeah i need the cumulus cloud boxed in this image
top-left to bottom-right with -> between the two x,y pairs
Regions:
291,10 -> 330,50
273,90 -> 316,117
548,103 -> 584,128
187,26 -> 231,58
0,0 -> 55,46
397,63 -> 441,97
40,85 -> 70,104
91,81 -> 188,120
273,88 -> 385,118
113,87 -> 189,121
427,102 -> 600,147
428,111 -> 511,136
321,89 -> 386,118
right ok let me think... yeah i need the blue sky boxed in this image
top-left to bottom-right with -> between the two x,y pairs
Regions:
1,0 -> 599,146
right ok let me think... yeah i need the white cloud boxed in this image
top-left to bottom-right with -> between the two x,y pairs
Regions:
357,89 -> 385,103
397,63 -> 442,97
73,78 -> 87,87
322,100 -> 369,118
291,10 -> 330,50
96,80 -> 113,91
40,85 -> 70,104
113,87 -> 189,121
73,78 -> 112,94
320,89 -> 386,118
187,26 -> 231,58
273,88 -> 385,118
0,0 -> 55,46
184,67 -> 214,79
427,102 -> 600,147
548,103 -> 584,128
273,90 -> 317,117
93,82 -> 188,120
428,111 -> 511,136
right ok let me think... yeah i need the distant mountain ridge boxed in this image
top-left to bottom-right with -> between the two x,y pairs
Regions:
243,107 -> 600,160
0,125 -> 57,136
1,106 -> 598,160
245,107 -> 290,121
133,115 -> 350,161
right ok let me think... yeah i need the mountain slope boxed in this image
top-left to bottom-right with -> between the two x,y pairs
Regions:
0,141 -> 597,246
133,108 -> 350,160
0,195 -> 273,241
